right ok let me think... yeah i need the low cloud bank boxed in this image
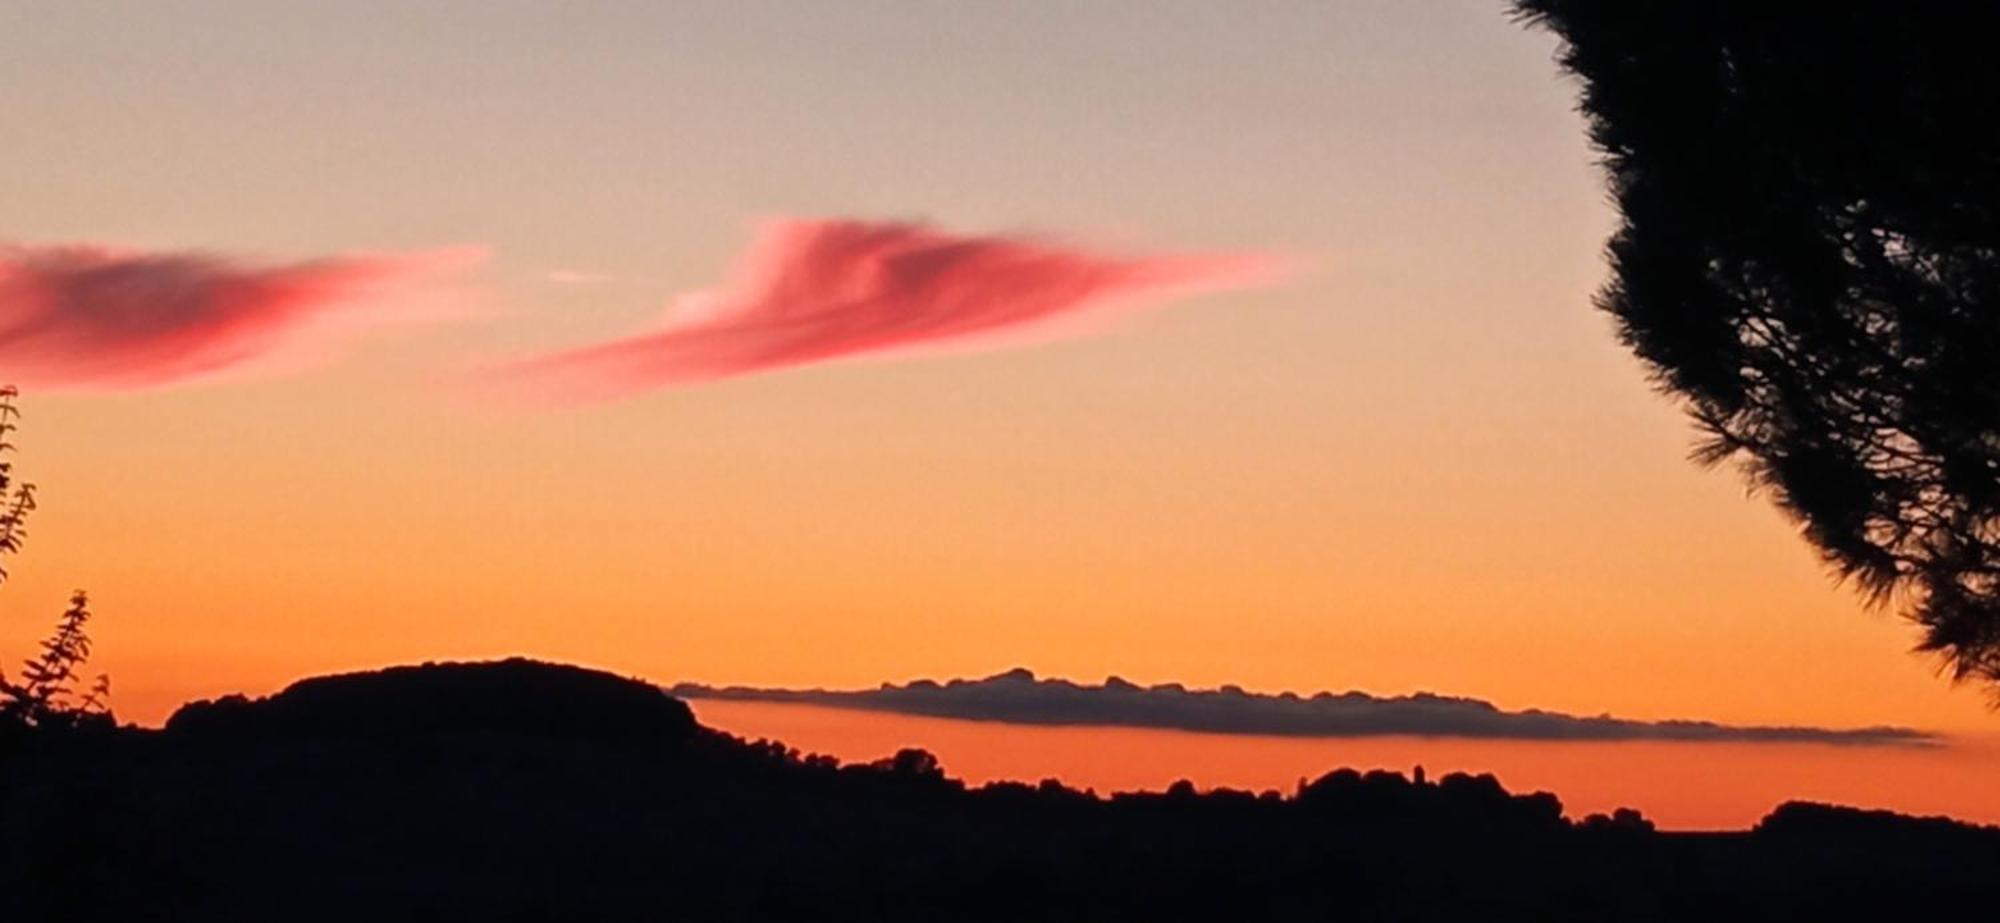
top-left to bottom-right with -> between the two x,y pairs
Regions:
674,669 -> 1937,746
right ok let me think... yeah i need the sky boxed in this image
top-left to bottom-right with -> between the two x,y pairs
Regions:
2,1 -> 1995,824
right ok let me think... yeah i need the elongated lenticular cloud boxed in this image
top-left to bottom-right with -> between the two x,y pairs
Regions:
508,218 -> 1285,400
0,243 -> 481,390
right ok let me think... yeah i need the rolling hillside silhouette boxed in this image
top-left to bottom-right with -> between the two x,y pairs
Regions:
3,659 -> 1996,921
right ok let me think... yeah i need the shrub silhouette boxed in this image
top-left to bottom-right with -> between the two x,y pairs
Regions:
4,592 -> 108,731
0,388 -> 109,736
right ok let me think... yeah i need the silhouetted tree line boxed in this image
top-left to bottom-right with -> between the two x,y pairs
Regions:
3,659 -> 1994,921
1515,2 -> 2000,687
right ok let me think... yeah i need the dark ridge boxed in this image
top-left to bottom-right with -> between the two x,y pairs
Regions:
3,659 -> 1995,922
165,657 -> 696,743
1759,801 -> 2000,842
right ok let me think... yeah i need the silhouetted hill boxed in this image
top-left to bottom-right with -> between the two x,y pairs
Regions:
166,657 -> 698,743
3,660 -> 1996,921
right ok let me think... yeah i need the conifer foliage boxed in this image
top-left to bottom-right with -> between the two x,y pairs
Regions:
1516,2 -> 2000,687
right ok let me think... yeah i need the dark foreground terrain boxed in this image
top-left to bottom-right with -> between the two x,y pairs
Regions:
2,660 -> 1996,921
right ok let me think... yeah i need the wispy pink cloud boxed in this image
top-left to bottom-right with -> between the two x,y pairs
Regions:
0,243 -> 482,390
502,218 -> 1286,402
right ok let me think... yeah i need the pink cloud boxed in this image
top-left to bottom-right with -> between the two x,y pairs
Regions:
503,218 -> 1286,402
0,243 -> 482,390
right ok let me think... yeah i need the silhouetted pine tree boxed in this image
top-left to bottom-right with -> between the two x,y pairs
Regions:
1516,2 -> 2000,688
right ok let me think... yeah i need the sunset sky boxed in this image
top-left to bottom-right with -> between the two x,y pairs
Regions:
3,1 -> 1994,827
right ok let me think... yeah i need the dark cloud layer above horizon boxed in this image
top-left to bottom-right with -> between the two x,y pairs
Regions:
673,669 -> 1938,747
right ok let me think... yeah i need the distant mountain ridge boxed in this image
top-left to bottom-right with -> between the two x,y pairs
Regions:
674,667 -> 1935,745
2,659 -> 1994,921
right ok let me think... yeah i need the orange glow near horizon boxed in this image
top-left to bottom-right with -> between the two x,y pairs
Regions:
2,1 -> 1996,833
689,700 -> 2000,832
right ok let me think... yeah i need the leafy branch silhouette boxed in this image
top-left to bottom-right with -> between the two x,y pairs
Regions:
0,387 -> 110,734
